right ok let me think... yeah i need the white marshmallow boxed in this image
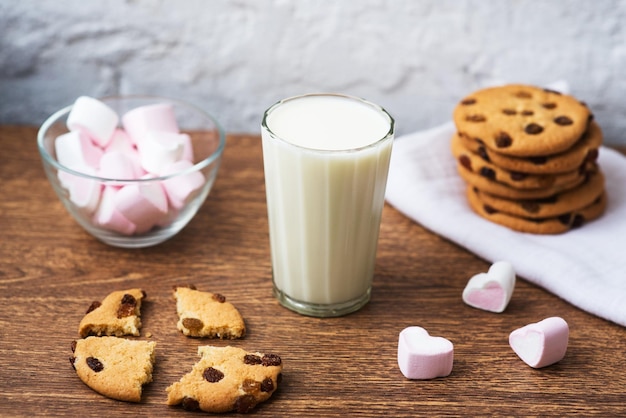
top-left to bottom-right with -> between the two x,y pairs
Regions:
55,131 -> 103,170
137,131 -> 185,174
398,326 -> 454,380
462,261 -> 516,313
121,103 -> 179,146
113,180 -> 168,234
66,96 -> 119,147
62,165 -> 102,214
93,187 -> 136,235
160,160 -> 206,209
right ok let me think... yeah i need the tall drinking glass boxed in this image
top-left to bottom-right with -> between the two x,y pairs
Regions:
261,93 -> 395,317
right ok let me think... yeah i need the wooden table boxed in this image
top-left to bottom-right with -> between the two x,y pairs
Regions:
1,125 -> 625,417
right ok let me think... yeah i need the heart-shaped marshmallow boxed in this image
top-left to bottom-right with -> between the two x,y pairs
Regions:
462,261 -> 516,313
509,316 -> 569,368
397,326 -> 453,380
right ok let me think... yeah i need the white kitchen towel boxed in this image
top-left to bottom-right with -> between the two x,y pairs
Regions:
385,121 -> 626,327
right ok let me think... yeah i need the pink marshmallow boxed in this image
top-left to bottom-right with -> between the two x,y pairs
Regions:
113,180 -> 168,234
61,165 -> 102,214
55,131 -> 103,170
121,103 -> 179,146
398,326 -> 454,380
509,317 -> 569,368
160,160 -> 206,209
105,129 -> 136,155
137,131 -> 186,174
66,96 -> 119,147
93,187 -> 137,235
98,150 -> 142,181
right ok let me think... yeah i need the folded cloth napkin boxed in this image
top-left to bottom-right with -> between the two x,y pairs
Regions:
385,121 -> 626,327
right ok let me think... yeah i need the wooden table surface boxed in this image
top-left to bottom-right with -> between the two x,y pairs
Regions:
1,125 -> 625,417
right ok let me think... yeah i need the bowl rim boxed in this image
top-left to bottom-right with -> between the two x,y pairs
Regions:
37,94 -> 226,182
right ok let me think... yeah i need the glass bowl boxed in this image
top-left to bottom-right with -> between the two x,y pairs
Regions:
37,95 -> 225,248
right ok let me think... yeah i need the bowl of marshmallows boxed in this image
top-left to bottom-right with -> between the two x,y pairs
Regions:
37,95 -> 225,248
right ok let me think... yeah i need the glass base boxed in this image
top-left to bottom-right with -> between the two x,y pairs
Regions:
273,285 -> 370,318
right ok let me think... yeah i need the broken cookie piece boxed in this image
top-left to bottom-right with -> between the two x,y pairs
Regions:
70,336 -> 156,402
78,288 -> 146,337
174,285 -> 246,339
166,345 -> 283,413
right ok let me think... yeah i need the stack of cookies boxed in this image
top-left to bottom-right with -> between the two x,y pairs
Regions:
451,84 -> 606,234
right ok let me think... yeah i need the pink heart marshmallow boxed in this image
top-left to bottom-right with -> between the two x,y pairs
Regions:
397,326 -> 454,380
462,261 -> 516,313
509,317 -> 569,368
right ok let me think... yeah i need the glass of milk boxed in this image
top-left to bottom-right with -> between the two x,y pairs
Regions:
261,93 -> 395,317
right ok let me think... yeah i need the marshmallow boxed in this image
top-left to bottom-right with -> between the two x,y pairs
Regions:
397,326 -> 454,380
66,96 -> 119,147
113,180 -> 168,234
93,187 -> 137,235
121,103 -> 179,146
105,129 -> 136,155
61,166 -> 102,215
55,130 -> 103,170
98,150 -> 142,181
137,131 -> 186,174
160,160 -> 206,209
509,317 -> 569,368
462,261 -> 516,313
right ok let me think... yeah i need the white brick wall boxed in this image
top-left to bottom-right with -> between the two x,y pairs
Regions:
1,0 -> 625,144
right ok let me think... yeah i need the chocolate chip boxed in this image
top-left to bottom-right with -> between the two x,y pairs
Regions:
541,102 -> 557,109
234,394 -> 257,413
86,301 -> 101,314
495,132 -> 512,148
502,109 -> 517,115
461,98 -> 476,105
203,367 -> 224,383
554,116 -> 573,126
86,357 -> 104,372
479,167 -> 496,180
558,213 -> 572,225
181,397 -> 200,411
260,378 -> 274,393
572,214 -> 585,228
484,205 -> 497,214
524,123 -> 544,135
117,294 -> 137,318
242,379 -> 261,393
521,110 -> 534,116
182,317 -> 204,330
244,354 -> 263,365
513,90 -> 532,99
477,146 -> 490,162
585,149 -> 599,163
212,293 -> 226,303
510,172 -> 527,181
466,114 -> 486,122
69,356 -> 76,370
528,156 -> 548,165
459,155 -> 472,171
261,354 -> 282,367
71,340 -> 77,353
521,201 -> 540,213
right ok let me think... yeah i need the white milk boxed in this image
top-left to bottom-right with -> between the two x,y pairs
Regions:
261,94 -> 394,313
